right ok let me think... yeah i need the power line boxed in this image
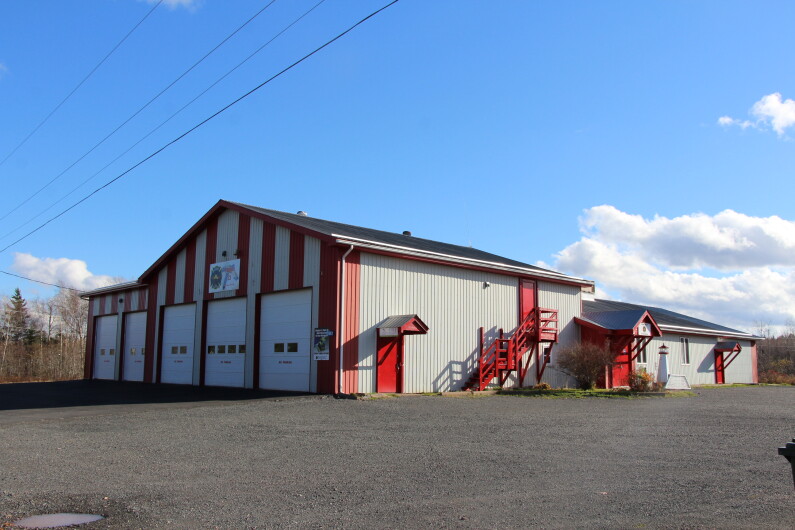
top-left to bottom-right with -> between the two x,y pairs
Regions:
0,0 -> 327,242
0,271 -> 82,292
0,0 -> 397,253
0,0 -> 164,170
0,0 -> 280,224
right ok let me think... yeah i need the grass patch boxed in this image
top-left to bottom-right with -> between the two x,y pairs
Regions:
497,388 -> 695,399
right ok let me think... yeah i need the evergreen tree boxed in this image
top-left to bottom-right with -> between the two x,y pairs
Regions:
4,288 -> 34,344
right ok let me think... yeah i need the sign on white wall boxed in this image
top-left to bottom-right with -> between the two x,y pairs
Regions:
638,323 -> 651,337
313,328 -> 333,360
209,259 -> 241,293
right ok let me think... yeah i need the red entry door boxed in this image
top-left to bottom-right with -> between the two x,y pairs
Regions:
376,336 -> 401,393
520,279 -> 537,321
715,351 -> 725,384
611,347 -> 631,387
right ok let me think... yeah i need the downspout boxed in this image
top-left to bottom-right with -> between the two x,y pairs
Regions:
339,245 -> 354,394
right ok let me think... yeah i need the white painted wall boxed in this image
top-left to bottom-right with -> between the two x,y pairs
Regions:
357,253 -> 519,393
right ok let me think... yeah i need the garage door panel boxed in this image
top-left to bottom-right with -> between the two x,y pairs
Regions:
205,298 -> 246,388
93,315 -> 118,380
161,304 -> 195,385
259,289 -> 312,392
122,312 -> 147,382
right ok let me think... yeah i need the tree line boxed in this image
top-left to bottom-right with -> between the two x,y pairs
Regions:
756,322 -> 795,384
1,287 -> 88,382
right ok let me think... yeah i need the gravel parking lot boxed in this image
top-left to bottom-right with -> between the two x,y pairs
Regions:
1,381 -> 793,529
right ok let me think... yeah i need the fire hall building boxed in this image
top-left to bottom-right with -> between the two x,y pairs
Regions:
83,200 -> 758,393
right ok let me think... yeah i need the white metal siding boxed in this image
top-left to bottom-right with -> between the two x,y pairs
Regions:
537,282 -> 582,388
122,312 -> 147,382
213,210 -> 239,300
357,253 -> 518,393
244,218 -> 264,389
273,226 -> 290,291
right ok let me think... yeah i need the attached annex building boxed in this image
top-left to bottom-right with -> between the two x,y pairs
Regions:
84,200 -> 758,392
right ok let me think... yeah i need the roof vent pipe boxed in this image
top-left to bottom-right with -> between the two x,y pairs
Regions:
297,211 -> 308,216
402,230 -> 412,236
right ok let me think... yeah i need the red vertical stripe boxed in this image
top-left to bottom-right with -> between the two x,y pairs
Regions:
138,288 -> 147,311
204,216 -> 218,301
165,259 -> 176,306
343,251 -> 360,393
184,239 -> 196,303
236,214 -> 250,297
260,223 -> 275,294
751,343 -> 758,383
84,300 -> 96,379
317,244 -> 340,394
289,231 -> 305,289
143,277 -> 158,383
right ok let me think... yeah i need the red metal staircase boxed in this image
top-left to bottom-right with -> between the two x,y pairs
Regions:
462,308 -> 558,391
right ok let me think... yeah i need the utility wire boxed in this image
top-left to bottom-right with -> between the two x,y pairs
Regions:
0,0 -> 280,224
0,0 -> 164,170
0,271 -> 82,292
0,0 -> 327,242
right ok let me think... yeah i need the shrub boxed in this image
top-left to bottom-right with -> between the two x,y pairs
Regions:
759,370 -> 795,385
555,342 -> 614,390
533,382 -> 552,390
628,368 -> 655,392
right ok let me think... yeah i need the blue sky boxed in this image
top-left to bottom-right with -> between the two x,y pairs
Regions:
2,0 -> 795,333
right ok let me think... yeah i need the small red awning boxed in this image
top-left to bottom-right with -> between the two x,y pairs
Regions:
377,315 -> 429,337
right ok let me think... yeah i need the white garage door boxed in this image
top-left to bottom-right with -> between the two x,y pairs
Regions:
161,304 -> 196,385
93,315 -> 118,380
205,298 -> 246,388
260,289 -> 312,391
122,312 -> 147,382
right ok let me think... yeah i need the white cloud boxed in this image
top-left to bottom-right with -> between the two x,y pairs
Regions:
549,206 -> 795,332
147,0 -> 200,10
12,253 -> 119,292
719,92 -> 795,136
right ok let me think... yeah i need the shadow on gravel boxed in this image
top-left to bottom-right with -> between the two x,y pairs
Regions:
0,380 -> 312,411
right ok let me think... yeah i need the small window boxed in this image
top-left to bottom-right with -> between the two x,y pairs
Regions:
141,347 -> 146,357
109,348 -> 116,356
218,345 -> 226,354
171,346 -> 178,354
274,343 -> 284,353
287,342 -> 298,353
130,348 -> 137,356
180,346 -> 187,355
208,345 -> 216,354
100,348 -> 106,356
637,343 -> 647,364
228,344 -> 237,354
239,344 -> 246,354
681,338 -> 690,364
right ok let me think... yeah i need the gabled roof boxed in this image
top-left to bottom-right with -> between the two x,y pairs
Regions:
136,200 -> 592,285
579,309 -> 650,331
583,299 -> 756,340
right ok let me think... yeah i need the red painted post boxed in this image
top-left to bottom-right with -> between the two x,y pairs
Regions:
478,327 -> 484,390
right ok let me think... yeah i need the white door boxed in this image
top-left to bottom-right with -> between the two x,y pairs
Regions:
93,315 -> 118,380
205,298 -> 246,387
161,304 -> 195,385
260,289 -> 312,391
122,312 -> 147,382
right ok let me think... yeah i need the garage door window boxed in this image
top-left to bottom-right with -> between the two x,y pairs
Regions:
274,343 -> 284,353
228,345 -> 237,354
287,342 -> 298,353
239,344 -> 246,354
208,345 -> 216,354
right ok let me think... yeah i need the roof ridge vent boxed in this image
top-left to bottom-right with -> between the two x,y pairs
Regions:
402,230 -> 412,236
297,211 -> 308,216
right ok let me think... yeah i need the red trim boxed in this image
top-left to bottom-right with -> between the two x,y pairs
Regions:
165,259 -> 177,306
155,305 -> 166,384
117,312 -> 127,381
253,293 -> 262,389
84,301 -> 96,379
111,295 -> 118,315
184,238 -> 196,303
204,215 -> 218,301
316,243 -> 339,394
144,276 -> 159,383
236,214 -> 250,297
139,288 -> 147,311
751,342 -> 758,383
199,300 -> 208,386
261,223 -> 276,293
124,292 -> 131,313
289,231 -> 305,289
342,251 -> 360,393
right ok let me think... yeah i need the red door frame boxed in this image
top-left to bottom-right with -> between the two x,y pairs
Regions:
376,335 -> 403,393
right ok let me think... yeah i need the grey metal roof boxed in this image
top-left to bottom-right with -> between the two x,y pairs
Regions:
379,315 -> 419,328
583,299 -> 751,337
232,202 -> 584,281
715,341 -> 741,351
580,309 -> 648,331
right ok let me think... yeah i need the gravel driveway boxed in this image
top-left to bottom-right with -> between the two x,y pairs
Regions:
1,382 -> 793,529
